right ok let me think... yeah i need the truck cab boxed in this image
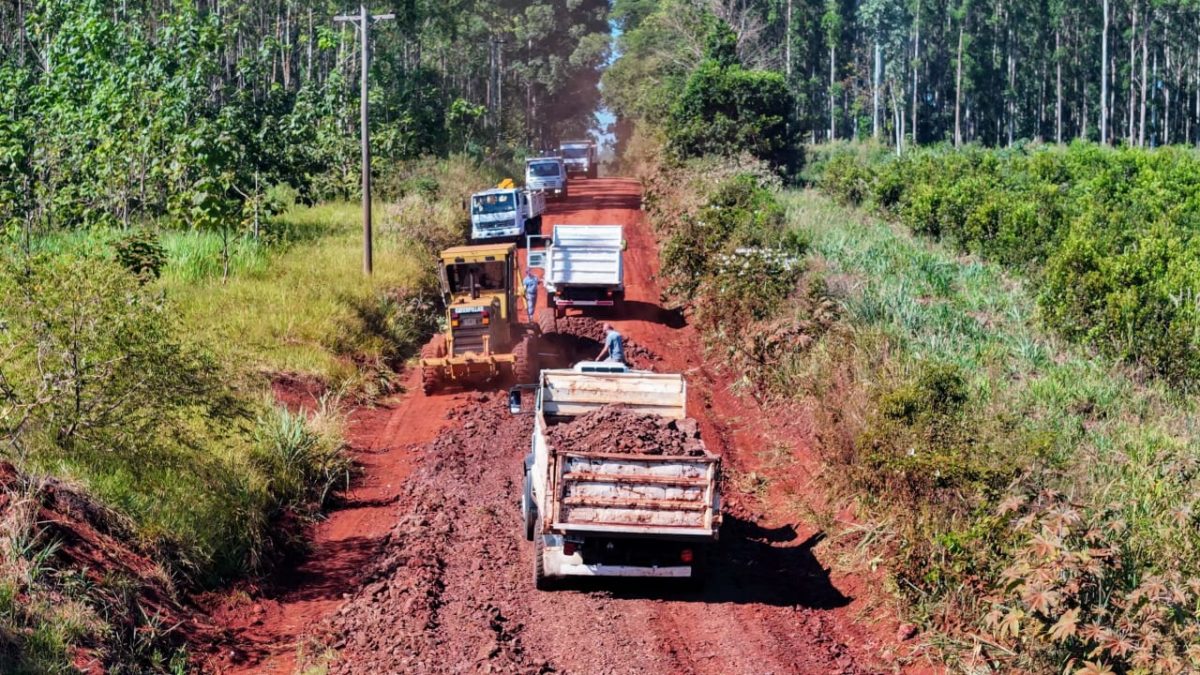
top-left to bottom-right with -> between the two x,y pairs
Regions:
525,157 -> 568,200
559,140 -> 598,179
470,187 -> 544,241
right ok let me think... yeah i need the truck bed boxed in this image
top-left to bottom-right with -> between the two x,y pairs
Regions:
545,225 -> 623,288
551,450 -> 719,538
537,370 -> 720,541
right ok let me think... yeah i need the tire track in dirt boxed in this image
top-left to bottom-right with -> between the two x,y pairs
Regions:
208,178 -> 909,674
311,179 -> 900,674
202,370 -> 468,673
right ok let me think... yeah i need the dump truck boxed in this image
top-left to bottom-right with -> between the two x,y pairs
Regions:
528,224 -> 625,322
469,180 -> 545,241
525,156 -> 568,200
419,243 -> 538,395
510,364 -> 722,589
559,139 -> 598,179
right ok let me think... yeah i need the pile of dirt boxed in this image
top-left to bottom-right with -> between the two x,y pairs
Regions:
313,394 -> 551,674
540,315 -> 658,367
0,463 -> 206,672
545,405 -> 706,457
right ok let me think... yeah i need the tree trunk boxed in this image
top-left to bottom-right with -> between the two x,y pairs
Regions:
912,4 -> 920,145
1129,6 -> 1137,144
1141,21 -> 1149,147
785,0 -> 793,79
1056,29 -> 1063,143
955,23 -> 964,147
1101,0 -> 1109,144
873,42 -> 881,139
830,44 -> 837,141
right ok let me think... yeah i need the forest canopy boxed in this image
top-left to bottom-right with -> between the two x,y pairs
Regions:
0,0 -> 610,239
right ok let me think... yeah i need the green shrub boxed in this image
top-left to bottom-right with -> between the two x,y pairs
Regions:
812,143 -> 1200,388
666,20 -> 796,172
112,231 -> 167,281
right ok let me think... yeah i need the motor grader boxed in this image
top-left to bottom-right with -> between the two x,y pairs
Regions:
420,243 -> 538,395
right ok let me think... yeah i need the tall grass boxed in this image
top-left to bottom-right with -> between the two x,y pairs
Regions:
782,189 -> 1200,670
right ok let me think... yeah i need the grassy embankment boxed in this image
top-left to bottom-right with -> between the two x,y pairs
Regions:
634,138 -> 1200,672
784,187 -> 1199,671
0,157 -> 489,671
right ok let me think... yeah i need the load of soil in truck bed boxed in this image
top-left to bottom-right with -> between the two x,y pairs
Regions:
545,405 -> 706,457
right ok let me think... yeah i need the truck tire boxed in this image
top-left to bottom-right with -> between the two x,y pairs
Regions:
588,166 -> 597,179
513,336 -> 537,383
533,523 -> 555,590
529,215 -> 542,236
521,472 -> 537,541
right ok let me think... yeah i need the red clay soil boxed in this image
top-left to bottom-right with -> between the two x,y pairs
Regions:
203,178 -> 922,674
0,463 -> 215,673
545,405 -> 706,456
199,374 -> 471,673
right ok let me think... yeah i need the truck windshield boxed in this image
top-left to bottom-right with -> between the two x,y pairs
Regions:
473,193 -> 515,215
560,147 -> 589,159
527,161 -> 561,177
446,262 -> 507,293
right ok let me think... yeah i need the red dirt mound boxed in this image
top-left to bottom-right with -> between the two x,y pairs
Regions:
0,462 -> 209,673
545,405 -> 706,457
541,315 -> 658,367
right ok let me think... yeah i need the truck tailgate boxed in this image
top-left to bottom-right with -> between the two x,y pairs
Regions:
546,245 -> 622,287
551,451 -> 719,539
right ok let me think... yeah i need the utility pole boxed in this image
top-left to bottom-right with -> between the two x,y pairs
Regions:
335,5 -> 394,275
491,37 -> 507,143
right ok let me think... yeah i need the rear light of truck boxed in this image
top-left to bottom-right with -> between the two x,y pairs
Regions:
481,309 -> 490,326
680,549 -> 694,564
563,542 -> 577,556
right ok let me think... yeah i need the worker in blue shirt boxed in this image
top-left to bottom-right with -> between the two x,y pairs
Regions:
596,323 -> 625,364
522,268 -> 540,322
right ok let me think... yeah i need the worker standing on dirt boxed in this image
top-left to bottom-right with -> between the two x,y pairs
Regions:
596,323 -> 625,364
522,268 -> 540,322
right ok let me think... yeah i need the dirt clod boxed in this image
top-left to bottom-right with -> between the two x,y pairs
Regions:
545,405 -> 707,457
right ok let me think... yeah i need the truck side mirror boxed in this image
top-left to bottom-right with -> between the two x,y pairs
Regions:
508,388 -> 522,415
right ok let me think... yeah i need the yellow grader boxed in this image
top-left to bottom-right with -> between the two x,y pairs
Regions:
419,242 -> 538,395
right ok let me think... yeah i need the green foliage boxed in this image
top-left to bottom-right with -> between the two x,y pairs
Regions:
666,21 -> 797,172
784,188 -> 1200,672
815,143 -> 1200,388
112,230 -> 167,281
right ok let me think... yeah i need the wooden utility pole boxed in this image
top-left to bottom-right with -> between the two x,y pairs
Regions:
335,5 -> 394,275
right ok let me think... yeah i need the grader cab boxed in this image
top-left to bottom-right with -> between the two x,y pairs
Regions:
419,243 -> 538,395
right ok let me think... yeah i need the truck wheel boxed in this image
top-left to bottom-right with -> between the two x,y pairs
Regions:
513,337 -> 537,383
529,215 -> 542,236
533,523 -> 555,590
521,472 -> 537,541
421,368 -> 440,396
419,335 -> 446,395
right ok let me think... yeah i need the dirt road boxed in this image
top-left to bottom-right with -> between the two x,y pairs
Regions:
209,178 -> 905,673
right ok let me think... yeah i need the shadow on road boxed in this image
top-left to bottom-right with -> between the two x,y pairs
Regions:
555,515 -> 852,609
544,191 -> 643,215
621,300 -> 687,329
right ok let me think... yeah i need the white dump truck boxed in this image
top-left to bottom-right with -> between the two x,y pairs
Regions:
525,156 -> 568,200
511,364 -> 722,589
559,139 -> 598,179
469,181 -> 545,241
528,224 -> 625,318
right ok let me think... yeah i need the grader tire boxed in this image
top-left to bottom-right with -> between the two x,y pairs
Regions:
536,308 -> 557,336
419,334 -> 447,396
513,337 -> 537,384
